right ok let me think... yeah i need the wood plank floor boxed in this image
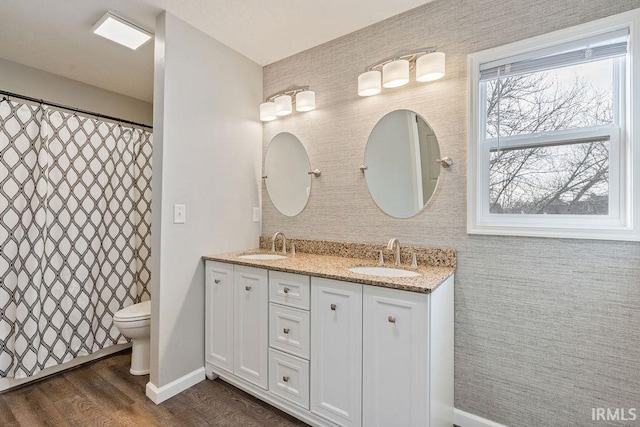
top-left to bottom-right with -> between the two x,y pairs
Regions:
0,350 -> 308,426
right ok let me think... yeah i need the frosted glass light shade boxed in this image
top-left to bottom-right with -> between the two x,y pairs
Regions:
275,95 -> 293,116
92,12 -> 152,50
296,90 -> 316,112
382,59 -> 410,88
358,70 -> 382,96
416,52 -> 446,82
260,102 -> 277,121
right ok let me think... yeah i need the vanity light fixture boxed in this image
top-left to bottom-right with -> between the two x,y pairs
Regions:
416,51 -> 446,82
357,47 -> 445,97
275,95 -> 293,116
92,12 -> 153,50
259,102 -> 277,121
295,90 -> 316,112
382,59 -> 410,88
260,87 -> 315,121
358,71 -> 382,96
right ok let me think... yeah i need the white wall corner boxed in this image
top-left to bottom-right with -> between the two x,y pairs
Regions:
455,408 -> 509,427
145,366 -> 206,404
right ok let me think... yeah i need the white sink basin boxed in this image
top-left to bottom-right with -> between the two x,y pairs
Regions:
348,266 -> 420,278
238,253 -> 287,260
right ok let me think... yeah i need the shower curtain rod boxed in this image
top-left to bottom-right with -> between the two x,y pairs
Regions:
0,89 -> 153,130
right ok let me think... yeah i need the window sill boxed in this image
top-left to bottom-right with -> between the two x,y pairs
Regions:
467,222 -> 640,241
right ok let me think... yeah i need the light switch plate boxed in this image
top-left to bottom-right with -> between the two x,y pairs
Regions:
253,207 -> 261,222
174,204 -> 186,224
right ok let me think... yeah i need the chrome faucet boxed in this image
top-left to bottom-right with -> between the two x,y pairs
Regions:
272,232 -> 287,254
387,238 -> 401,266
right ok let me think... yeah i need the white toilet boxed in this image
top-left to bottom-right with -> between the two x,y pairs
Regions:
113,300 -> 151,375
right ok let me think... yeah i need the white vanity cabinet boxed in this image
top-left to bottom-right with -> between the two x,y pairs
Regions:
204,262 -> 269,389
205,261 -> 234,374
362,277 -> 454,427
310,277 -> 362,427
233,265 -> 269,389
363,285 -> 428,427
204,259 -> 453,427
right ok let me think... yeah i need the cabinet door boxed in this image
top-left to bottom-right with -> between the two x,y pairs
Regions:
310,277 -> 362,427
362,286 -> 428,427
234,265 -> 269,389
205,261 -> 234,374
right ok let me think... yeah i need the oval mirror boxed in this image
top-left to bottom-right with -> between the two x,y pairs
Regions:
363,110 -> 441,218
264,132 -> 312,216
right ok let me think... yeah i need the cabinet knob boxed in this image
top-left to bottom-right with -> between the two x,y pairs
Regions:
283,328 -> 290,334
282,376 -> 289,382
214,279 -> 221,284
388,316 -> 396,323
245,286 -> 252,291
330,304 -> 336,311
283,287 -> 290,294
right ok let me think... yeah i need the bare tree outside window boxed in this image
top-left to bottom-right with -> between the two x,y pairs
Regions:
485,60 -> 614,215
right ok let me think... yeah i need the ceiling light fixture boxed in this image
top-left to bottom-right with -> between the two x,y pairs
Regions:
92,12 -> 153,50
260,87 -> 315,121
357,47 -> 445,97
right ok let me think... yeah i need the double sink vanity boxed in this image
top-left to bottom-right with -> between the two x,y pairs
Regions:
203,107 -> 454,425
202,236 -> 455,427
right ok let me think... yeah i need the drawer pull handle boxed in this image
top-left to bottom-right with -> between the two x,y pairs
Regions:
214,279 -> 221,284
330,304 -> 336,311
283,328 -> 290,334
282,376 -> 289,382
388,316 -> 396,323
283,287 -> 290,294
245,286 -> 252,291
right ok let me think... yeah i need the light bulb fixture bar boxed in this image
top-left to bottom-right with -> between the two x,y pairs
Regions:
358,47 -> 445,97
362,47 -> 437,73
260,86 -> 316,122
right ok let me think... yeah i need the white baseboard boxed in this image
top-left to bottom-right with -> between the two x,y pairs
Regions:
455,408 -> 508,427
0,343 -> 131,392
146,366 -> 206,404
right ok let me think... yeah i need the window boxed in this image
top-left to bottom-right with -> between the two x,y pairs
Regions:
467,10 -> 640,241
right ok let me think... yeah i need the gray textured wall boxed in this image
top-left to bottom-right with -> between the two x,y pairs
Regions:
262,1 -> 640,425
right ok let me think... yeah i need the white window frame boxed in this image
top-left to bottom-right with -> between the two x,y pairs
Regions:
467,9 -> 640,241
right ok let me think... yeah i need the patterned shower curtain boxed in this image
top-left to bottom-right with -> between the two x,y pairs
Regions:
0,99 -> 152,379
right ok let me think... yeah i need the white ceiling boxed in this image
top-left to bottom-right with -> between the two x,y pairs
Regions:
0,0 -> 434,103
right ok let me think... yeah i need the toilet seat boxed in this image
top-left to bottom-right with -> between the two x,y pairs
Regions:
113,317 -> 150,329
114,300 -> 151,322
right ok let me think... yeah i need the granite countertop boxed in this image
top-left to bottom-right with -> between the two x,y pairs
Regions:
202,249 -> 454,293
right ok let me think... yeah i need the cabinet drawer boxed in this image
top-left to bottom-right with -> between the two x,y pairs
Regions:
269,303 -> 310,359
269,271 -> 310,310
269,349 -> 310,410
